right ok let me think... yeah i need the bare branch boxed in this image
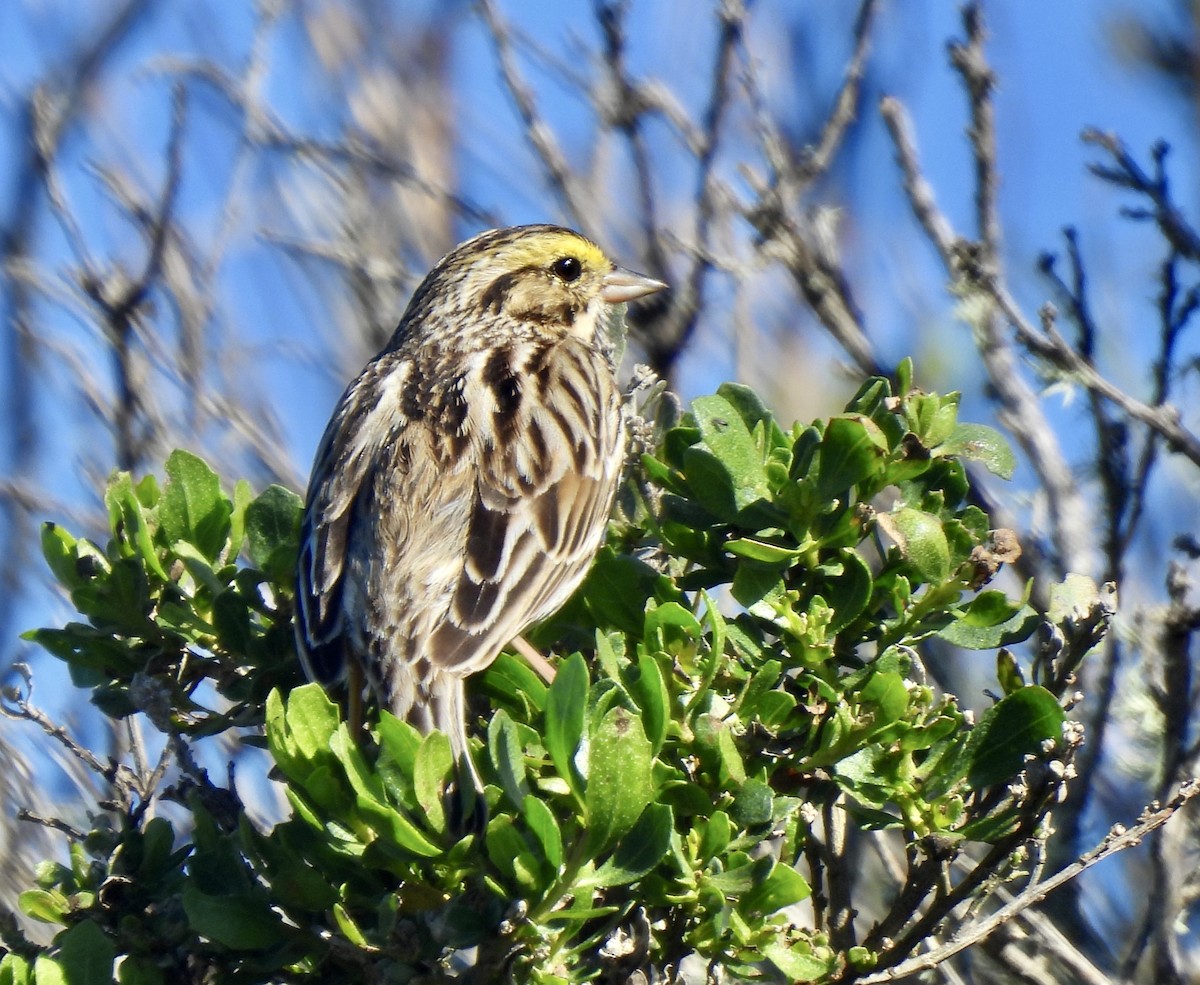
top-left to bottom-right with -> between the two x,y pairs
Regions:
999,290 -> 1200,468
880,74 -> 1094,579
479,0 -> 589,228
879,96 -> 956,262
948,4 -> 1001,260
858,780 -> 1200,983
644,0 -> 747,378
799,0 -> 881,183
1084,130 -> 1200,260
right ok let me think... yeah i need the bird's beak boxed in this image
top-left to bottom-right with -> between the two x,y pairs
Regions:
601,267 -> 668,304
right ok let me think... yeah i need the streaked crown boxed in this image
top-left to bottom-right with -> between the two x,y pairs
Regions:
391,224 -> 663,351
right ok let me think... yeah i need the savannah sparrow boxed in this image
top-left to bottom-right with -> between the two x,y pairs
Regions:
295,224 -> 666,801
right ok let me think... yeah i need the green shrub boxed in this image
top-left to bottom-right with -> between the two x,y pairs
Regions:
4,362 -> 1086,983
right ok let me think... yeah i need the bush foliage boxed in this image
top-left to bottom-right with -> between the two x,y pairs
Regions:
3,363 -> 1088,984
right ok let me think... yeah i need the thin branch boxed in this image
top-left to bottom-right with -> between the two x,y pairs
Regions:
16,810 -> 87,843
823,792 -> 856,951
478,0 -> 588,228
857,780 -> 1200,983
1,667 -> 114,789
880,81 -> 1093,579
1000,290 -> 1200,467
645,0 -> 747,378
879,96 -> 956,261
1084,130 -> 1200,260
948,4 -> 1001,261
799,0 -> 881,183
741,7 -> 883,380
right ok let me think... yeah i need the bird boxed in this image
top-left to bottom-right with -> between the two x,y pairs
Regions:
294,224 -> 667,815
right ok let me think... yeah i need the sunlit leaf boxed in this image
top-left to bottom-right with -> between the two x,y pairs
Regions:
936,423 -> 1016,480
967,686 -> 1065,789
544,653 -> 588,797
585,706 -> 652,853
161,450 -> 231,561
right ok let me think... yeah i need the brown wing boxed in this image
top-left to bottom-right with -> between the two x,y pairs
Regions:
296,338 -> 623,719
395,339 -> 624,683
294,352 -> 413,686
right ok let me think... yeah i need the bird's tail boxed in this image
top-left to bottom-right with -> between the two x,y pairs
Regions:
431,675 -> 486,833
389,671 -> 485,832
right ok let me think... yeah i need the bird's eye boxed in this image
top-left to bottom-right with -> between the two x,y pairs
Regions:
551,256 -> 582,282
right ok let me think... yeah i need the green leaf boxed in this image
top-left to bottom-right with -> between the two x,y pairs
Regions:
705,854 -> 769,895
0,954 -> 31,985
730,779 -> 773,827
488,710 -> 530,809
264,689 -> 297,774
582,552 -> 663,635
840,803 -> 903,830
56,919 -> 115,985
485,815 -> 539,892
958,589 -> 1021,626
228,479 -> 253,562
938,602 -> 1039,649
40,523 -> 82,589
523,795 -> 564,872
740,861 -> 811,914
755,690 -> 797,730
997,649 -> 1026,695
593,629 -> 623,683
414,730 -> 454,834
630,653 -> 669,753
698,811 -> 731,862
690,394 -> 770,512
860,671 -> 910,732
957,807 -> 1023,842
877,507 -> 950,583
33,956 -> 65,985
725,538 -> 802,564
587,803 -> 673,888
762,941 -> 835,982
738,659 -> 782,715
181,883 -> 288,950
360,797 -> 442,859
71,558 -> 151,634
545,653 -> 588,796
846,376 -> 892,416
823,549 -> 873,632
586,706 -> 653,853
479,649 -> 548,714
730,564 -> 784,615
137,816 -> 176,879
244,484 -> 303,580
284,683 -> 340,763
937,423 -> 1016,480
967,686 -> 1065,788
329,724 -> 386,809
160,450 -> 231,561
816,415 -> 888,498
376,712 -> 421,791
716,381 -> 779,437
643,601 -> 702,653
911,393 -> 960,447
240,819 -> 337,912
17,889 -> 68,924
332,903 -> 368,947
105,472 -> 168,579
716,725 -> 746,785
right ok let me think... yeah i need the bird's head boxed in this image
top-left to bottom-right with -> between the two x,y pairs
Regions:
399,224 -> 666,352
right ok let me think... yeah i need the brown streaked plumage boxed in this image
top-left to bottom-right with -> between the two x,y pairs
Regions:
294,225 -> 666,804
